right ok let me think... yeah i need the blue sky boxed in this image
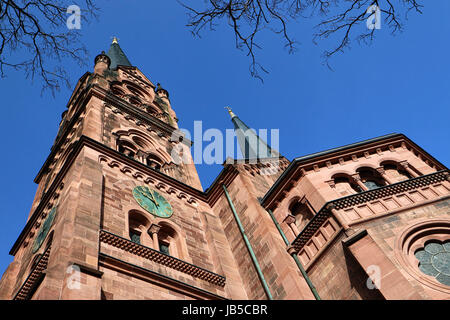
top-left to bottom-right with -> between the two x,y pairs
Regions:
0,1 -> 449,276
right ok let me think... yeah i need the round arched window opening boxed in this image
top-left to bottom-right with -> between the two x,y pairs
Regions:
356,167 -> 385,190
146,154 -> 163,171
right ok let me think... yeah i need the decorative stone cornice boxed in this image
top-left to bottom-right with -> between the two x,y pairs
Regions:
12,135 -> 243,255
261,134 -> 448,209
99,230 -> 226,287
36,83 -> 183,184
14,245 -> 51,300
291,170 -> 449,252
99,253 -> 226,300
98,153 -> 200,206
332,170 -> 449,210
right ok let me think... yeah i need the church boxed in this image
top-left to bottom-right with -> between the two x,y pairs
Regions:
0,39 -> 449,300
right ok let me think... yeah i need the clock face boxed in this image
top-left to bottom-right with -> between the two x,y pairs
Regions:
132,186 -> 173,218
32,206 -> 57,253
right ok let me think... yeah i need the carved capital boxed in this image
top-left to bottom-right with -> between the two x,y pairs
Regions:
148,224 -> 161,235
325,179 -> 336,188
375,167 -> 386,175
351,173 -> 361,181
283,214 -> 296,225
399,160 -> 410,169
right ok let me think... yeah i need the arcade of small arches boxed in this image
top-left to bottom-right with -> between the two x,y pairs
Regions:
114,129 -> 172,172
284,160 -> 423,237
110,80 -> 163,118
327,160 -> 421,197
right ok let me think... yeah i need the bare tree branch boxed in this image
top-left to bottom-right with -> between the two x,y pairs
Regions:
180,0 -> 423,79
0,0 -> 98,95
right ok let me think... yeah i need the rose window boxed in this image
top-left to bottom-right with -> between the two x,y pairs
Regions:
415,241 -> 450,286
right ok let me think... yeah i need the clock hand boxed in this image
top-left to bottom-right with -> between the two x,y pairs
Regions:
138,188 -> 159,208
150,190 -> 159,208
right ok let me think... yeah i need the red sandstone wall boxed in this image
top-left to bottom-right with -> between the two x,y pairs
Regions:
307,199 -> 450,300
213,171 -> 315,300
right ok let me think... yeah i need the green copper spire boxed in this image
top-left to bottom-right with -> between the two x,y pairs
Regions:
226,107 -> 277,160
107,37 -> 132,69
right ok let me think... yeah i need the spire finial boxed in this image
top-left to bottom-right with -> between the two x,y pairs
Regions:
225,106 -> 236,118
155,83 -> 169,98
112,36 -> 119,44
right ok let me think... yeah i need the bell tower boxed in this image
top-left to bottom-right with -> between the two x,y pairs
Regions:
0,39 -> 246,300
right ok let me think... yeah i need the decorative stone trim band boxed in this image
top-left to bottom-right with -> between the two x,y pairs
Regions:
292,170 -> 449,252
292,211 -> 332,252
99,230 -> 226,287
14,245 -> 51,300
332,170 -> 449,210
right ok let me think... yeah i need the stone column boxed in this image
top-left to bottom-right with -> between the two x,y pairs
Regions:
376,167 -> 394,185
399,161 -> 419,178
284,215 -> 300,237
148,224 -> 161,250
352,173 -> 368,191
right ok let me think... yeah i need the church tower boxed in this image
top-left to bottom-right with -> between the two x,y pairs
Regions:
3,38 -> 445,301
0,39 -> 252,300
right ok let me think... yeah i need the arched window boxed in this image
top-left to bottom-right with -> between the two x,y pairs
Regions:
128,211 -> 150,246
156,223 -> 179,257
146,154 -> 162,171
357,167 -> 385,190
333,175 -> 362,196
382,162 -> 412,183
289,199 -> 315,231
118,140 -> 137,159
128,96 -> 142,107
111,83 -> 125,97
146,104 -> 161,116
